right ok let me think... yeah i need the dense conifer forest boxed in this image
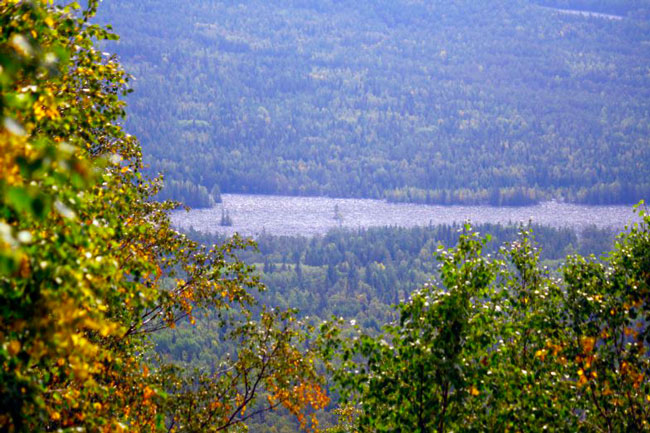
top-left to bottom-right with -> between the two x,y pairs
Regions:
96,0 -> 650,206
183,223 -> 616,323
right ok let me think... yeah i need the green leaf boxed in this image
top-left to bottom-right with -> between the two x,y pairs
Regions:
6,187 -> 32,214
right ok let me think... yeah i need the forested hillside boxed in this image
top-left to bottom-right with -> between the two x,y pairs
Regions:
97,0 -> 650,205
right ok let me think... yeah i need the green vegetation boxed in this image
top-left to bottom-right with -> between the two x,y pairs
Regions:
320,211 -> 650,431
3,1 -> 649,432
155,179 -> 221,208
186,223 -> 616,326
1,2 -> 326,431
97,0 -> 650,205
151,220 -> 635,432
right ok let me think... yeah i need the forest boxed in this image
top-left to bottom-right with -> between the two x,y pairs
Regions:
1,1 -> 649,433
95,0 -> 650,206
182,223 -> 616,324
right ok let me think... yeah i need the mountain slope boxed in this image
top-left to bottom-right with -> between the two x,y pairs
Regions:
98,0 -> 650,205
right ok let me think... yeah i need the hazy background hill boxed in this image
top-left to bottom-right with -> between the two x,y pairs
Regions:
97,0 -> 650,206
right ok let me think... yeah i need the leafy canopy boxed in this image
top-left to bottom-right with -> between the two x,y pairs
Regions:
322,211 -> 650,432
0,1 -> 327,431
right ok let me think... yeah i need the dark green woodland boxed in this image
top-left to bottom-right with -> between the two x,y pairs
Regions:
96,0 -> 650,206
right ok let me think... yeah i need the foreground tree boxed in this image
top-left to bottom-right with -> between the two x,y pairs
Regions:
322,210 -> 650,432
0,1 -> 326,431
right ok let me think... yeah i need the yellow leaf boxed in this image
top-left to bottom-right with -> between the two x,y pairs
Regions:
7,340 -> 21,356
143,386 -> 155,400
578,374 -> 588,387
580,336 -> 595,354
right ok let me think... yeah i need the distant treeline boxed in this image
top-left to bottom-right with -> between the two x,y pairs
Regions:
154,179 -> 221,207
98,0 -> 650,206
181,222 -> 617,323
385,183 -> 650,206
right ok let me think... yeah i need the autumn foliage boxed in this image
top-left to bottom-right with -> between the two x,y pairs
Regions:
0,1 -> 326,431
